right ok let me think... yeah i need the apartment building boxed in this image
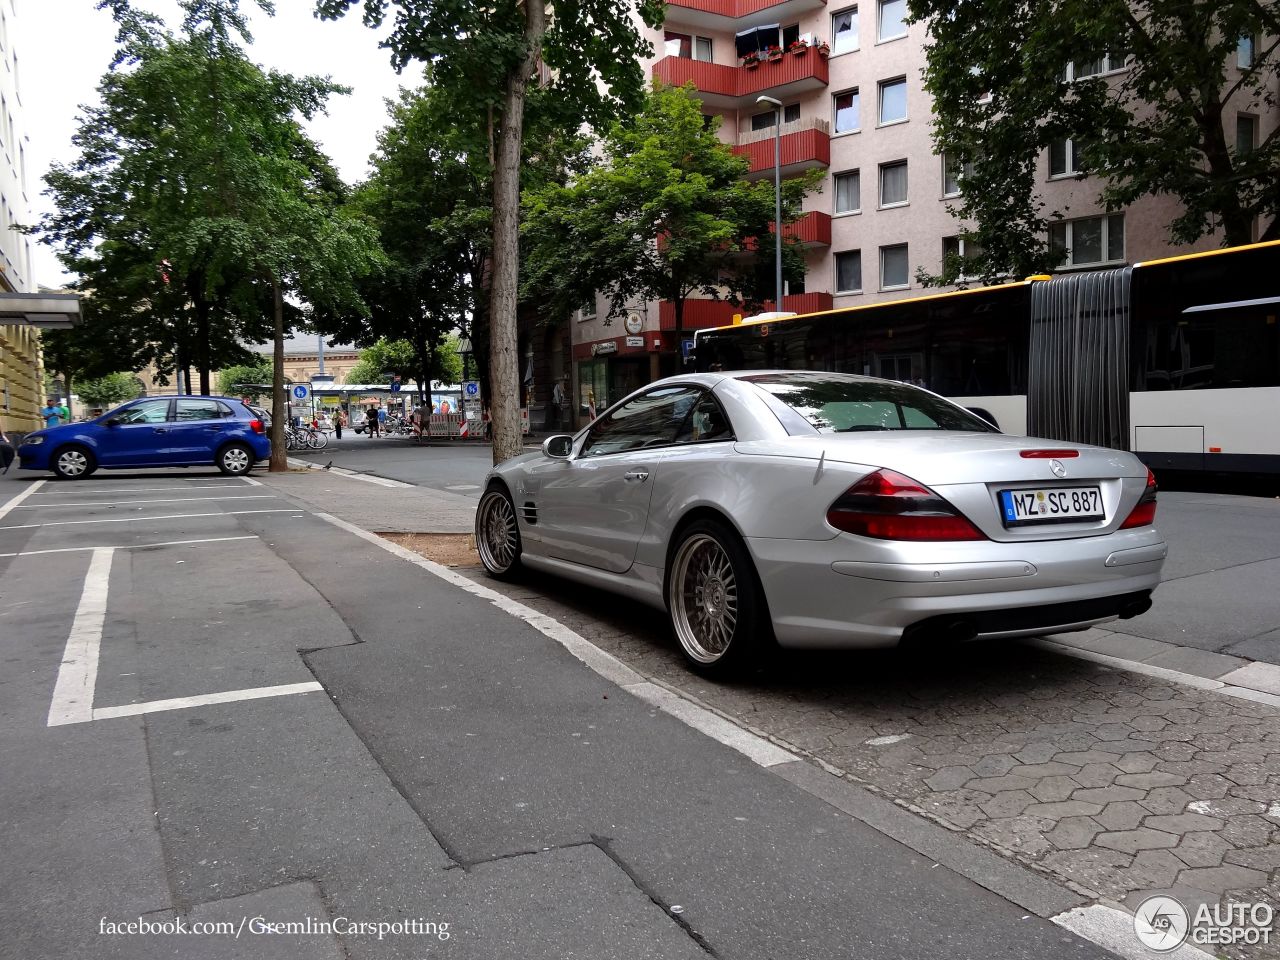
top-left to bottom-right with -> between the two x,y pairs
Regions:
0,0 -> 78,433
567,0 -> 1274,417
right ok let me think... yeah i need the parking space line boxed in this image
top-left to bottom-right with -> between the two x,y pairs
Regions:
0,479 -> 46,522
0,508 -> 302,530
92,682 -> 324,721
16,495 -> 278,509
30,484 -> 247,495
0,535 -> 258,558
47,548 -> 114,727
241,476 -> 263,486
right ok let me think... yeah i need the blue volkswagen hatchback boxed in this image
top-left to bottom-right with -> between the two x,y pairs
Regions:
18,396 -> 272,480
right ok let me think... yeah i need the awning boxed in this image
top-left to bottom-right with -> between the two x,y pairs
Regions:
735,24 -> 779,56
0,292 -> 81,329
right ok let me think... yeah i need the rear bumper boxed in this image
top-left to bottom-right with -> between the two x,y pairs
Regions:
747,528 -> 1166,649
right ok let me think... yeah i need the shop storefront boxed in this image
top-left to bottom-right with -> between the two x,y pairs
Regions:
573,334 -> 664,425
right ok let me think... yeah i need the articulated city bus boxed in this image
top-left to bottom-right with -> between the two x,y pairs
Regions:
694,240 -> 1280,475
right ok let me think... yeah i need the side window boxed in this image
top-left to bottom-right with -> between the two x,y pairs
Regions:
580,386 -> 703,457
675,394 -> 735,444
175,399 -> 227,421
116,399 -> 171,424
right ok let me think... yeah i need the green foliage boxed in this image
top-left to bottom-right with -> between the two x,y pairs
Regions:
910,0 -> 1280,285
217,358 -> 274,400
346,337 -> 461,386
76,372 -> 144,409
522,84 -> 818,331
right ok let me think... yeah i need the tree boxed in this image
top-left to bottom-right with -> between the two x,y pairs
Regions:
43,1 -> 383,471
523,84 -> 817,340
910,0 -> 1280,284
75,372 -> 144,410
315,0 -> 663,463
346,337 -> 461,387
217,357 -> 274,400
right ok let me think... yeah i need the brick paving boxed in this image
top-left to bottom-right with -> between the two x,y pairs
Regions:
440,563 -> 1280,959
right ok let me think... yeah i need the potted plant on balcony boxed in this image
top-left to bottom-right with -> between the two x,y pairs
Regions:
765,44 -> 783,62
816,40 -> 831,59
789,38 -> 809,55
742,50 -> 760,69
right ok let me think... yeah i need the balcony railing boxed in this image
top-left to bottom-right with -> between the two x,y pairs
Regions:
664,0 -> 826,20
659,291 -> 834,331
732,119 -> 831,175
652,49 -> 829,104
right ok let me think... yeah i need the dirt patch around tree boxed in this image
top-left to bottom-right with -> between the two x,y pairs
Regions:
379,532 -> 480,567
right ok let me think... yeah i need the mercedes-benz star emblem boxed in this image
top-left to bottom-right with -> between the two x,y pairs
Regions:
1049,458 -> 1067,479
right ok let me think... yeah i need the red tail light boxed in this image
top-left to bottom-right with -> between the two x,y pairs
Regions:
1019,449 -> 1079,458
827,468 -> 985,541
1119,468 -> 1158,529
249,419 -> 265,435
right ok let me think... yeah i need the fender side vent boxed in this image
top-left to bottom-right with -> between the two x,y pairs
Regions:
521,502 -> 538,525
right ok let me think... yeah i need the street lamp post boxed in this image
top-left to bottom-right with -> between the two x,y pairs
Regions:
756,95 -> 784,313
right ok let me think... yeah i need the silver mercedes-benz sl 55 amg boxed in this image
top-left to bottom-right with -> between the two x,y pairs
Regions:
475,371 -> 1166,676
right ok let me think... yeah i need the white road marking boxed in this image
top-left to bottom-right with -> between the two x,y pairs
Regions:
30,484 -> 245,494
92,682 -> 324,721
0,508 -> 301,530
1052,904 -> 1214,960
16,495 -> 277,508
0,479 -> 46,522
240,476 -> 263,486
0,535 -> 258,558
47,548 -> 114,726
287,459 -> 414,487
314,512 -> 798,769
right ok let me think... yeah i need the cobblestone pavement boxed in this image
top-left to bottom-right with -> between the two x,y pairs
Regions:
439,561 -> 1280,959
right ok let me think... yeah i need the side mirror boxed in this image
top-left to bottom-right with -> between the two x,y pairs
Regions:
104,417 -> 123,427
542,434 -> 574,460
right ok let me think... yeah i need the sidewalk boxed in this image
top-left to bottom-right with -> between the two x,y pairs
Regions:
256,467 -> 1280,959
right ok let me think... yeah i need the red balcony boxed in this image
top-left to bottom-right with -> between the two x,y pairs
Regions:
663,0 -> 826,27
659,291 -> 834,331
653,51 -> 828,108
734,121 -> 830,176
782,210 -> 831,246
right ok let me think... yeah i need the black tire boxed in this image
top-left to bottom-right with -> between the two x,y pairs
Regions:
216,442 -> 254,476
475,484 -> 523,580
52,445 -> 97,480
666,518 -> 767,677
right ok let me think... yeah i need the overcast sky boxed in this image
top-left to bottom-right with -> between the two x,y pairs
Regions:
20,0 -> 415,289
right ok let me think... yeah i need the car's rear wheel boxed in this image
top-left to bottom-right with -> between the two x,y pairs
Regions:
476,485 -> 522,580
667,518 -> 765,676
52,446 -> 96,480
216,442 -> 254,476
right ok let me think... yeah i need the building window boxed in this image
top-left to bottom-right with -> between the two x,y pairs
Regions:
664,32 -> 713,61
880,244 -> 909,289
751,103 -> 801,131
835,251 -> 863,293
1049,138 -> 1082,177
832,7 -> 858,54
785,271 -> 806,296
1238,35 -> 1257,69
833,89 -> 860,133
879,160 -> 908,207
1237,114 -> 1258,154
1062,53 -> 1125,80
1049,214 -> 1125,268
878,77 -> 907,124
782,23 -> 800,48
784,103 -> 800,124
942,235 -> 985,279
877,0 -> 907,41
941,152 -> 971,197
834,170 -> 861,214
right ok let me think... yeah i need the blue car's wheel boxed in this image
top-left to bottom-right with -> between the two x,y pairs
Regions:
52,446 -> 96,480
216,443 -> 253,476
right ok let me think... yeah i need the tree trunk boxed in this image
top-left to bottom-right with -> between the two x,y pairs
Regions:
414,328 -> 433,445
674,296 -> 685,369
269,278 -> 288,472
487,0 -> 546,465
193,293 -> 212,397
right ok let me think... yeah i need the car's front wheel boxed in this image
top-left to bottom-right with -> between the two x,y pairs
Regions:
52,446 -> 96,480
476,485 -> 522,580
667,519 -> 766,676
216,443 -> 254,476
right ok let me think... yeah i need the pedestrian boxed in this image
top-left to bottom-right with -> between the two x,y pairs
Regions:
58,400 -> 71,424
0,425 -> 14,474
40,398 -> 63,428
334,409 -> 345,439
552,378 -> 567,431
366,405 -> 380,438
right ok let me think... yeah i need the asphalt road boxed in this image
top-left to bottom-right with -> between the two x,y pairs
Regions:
0,468 -> 1113,960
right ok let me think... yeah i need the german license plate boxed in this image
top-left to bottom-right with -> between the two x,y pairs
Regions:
999,486 -> 1103,525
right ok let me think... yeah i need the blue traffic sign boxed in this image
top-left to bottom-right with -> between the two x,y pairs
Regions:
464,381 -> 480,397
291,384 -> 310,401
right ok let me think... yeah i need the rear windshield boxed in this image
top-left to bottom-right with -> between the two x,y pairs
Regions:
743,373 -> 997,434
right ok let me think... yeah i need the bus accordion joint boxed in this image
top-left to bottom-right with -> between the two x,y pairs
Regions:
1019,449 -> 1080,459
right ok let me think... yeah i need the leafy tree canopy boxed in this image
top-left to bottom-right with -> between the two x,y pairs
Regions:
522,83 -> 819,335
911,0 -> 1280,284
75,372 -> 144,410
346,337 -> 461,386
217,357 -> 275,400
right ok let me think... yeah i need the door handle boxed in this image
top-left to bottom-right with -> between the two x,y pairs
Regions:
624,470 -> 650,482
152,427 -> 167,433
